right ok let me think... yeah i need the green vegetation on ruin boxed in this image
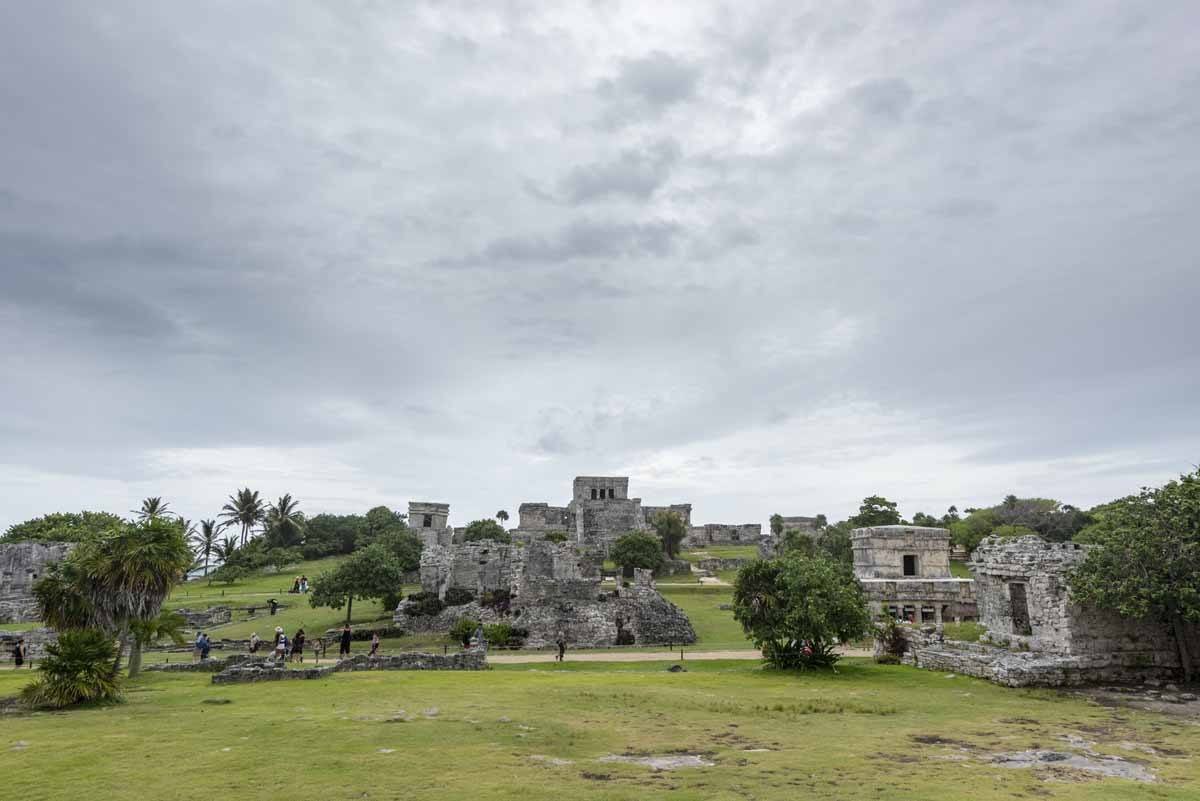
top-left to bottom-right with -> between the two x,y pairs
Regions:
4,657 -> 1199,800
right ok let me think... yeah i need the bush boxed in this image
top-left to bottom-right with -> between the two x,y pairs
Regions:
404,591 -> 444,617
450,617 -> 480,648
344,625 -> 406,641
874,617 -> 908,661
942,621 -> 985,643
610,531 -> 664,573
542,531 -> 568,543
21,629 -> 122,709
874,653 -> 901,665
443,587 -> 475,607
462,519 -> 510,543
483,622 -> 527,648
210,564 -> 247,585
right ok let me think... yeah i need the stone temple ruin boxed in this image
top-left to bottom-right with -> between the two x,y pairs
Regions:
883,535 -> 1200,686
853,525 -> 976,624
1,541 -> 73,623
396,538 -> 696,648
516,475 -> 760,553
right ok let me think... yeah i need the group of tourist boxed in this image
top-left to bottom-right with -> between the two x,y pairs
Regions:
192,631 -> 212,661
288,575 -> 310,594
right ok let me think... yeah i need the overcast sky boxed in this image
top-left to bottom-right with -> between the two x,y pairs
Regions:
2,1 -> 1198,533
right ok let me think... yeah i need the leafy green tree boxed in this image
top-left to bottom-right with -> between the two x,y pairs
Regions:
309,544 -> 406,624
363,505 -> 407,539
849,496 -> 901,527
303,513 -> 365,557
212,535 -> 239,565
219,488 -> 267,546
135,497 -> 172,521
462,519 -> 511,543
375,528 -> 422,572
949,508 -> 999,553
733,552 -> 870,670
265,494 -> 305,549
911,511 -> 940,527
816,523 -> 853,567
2,511 -> 125,543
451,616 -> 480,648
610,531 -> 664,574
210,564 -> 247,585
192,519 -> 219,576
769,514 -> 784,537
1071,468 -> 1200,681
650,510 -> 687,558
31,517 -> 192,676
814,514 -> 828,529
20,629 -> 122,709
127,609 -> 186,677
991,524 -> 1039,539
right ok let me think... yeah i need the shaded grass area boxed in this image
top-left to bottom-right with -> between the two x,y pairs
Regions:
4,658 -> 1199,800
949,560 -> 972,578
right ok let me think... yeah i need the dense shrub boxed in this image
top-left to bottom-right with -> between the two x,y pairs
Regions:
483,623 -> 527,648
404,591 -> 445,616
610,531 -> 664,573
450,617 -> 480,648
21,629 -> 122,709
2,511 -> 125,543
443,587 -> 475,607
462,519 -> 511,543
874,617 -> 908,662
344,625 -> 406,641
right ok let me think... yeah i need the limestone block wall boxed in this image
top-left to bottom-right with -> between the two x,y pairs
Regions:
852,526 -> 952,579
573,498 -> 645,550
419,541 -> 524,599
409,501 -> 450,531
517,503 -> 572,531
176,606 -> 233,629
860,578 -> 977,622
642,504 -> 693,528
572,476 -> 629,502
0,542 -> 74,623
970,535 -> 1192,667
685,523 -> 761,547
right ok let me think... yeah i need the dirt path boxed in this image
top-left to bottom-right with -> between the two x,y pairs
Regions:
487,647 -> 873,664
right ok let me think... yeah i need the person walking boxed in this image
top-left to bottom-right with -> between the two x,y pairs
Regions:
555,638 -> 566,663
291,629 -> 306,663
339,624 -> 352,658
312,638 -> 326,664
369,631 -> 380,657
193,631 -> 204,663
249,632 -> 260,654
275,633 -> 288,663
299,575 -> 309,594
199,632 -> 212,661
12,638 -> 26,668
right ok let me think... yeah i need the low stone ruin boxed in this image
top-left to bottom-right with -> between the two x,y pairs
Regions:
0,542 -> 73,623
853,525 -> 976,624
146,650 -> 487,683
882,535 -> 1199,686
396,539 -> 696,648
175,606 -> 232,628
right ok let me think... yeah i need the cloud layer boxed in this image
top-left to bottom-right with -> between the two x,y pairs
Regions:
2,1 -> 1199,530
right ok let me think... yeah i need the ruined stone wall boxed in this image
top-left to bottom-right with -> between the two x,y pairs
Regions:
419,541 -> 524,599
780,516 -> 819,533
0,542 -> 74,623
176,606 -> 233,629
852,526 -> 952,579
573,498 -> 646,550
517,503 -> 572,531
409,501 -> 450,531
860,578 -> 977,623
642,504 -> 693,528
970,535 -> 1191,666
685,523 -> 761,548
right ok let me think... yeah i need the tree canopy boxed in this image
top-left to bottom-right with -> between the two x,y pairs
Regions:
650,510 -> 687,558
609,531 -> 664,573
2,511 -> 125,543
848,495 -> 901,527
733,552 -> 870,670
308,544 -> 407,623
462,519 -> 511,543
1070,468 -> 1200,681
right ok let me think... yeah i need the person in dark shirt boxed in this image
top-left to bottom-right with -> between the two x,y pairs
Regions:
339,625 -> 352,658
291,629 -> 306,662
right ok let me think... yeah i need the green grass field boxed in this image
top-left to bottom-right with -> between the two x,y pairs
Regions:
4,658 -> 1198,800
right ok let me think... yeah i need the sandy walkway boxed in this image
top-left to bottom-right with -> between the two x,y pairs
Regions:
487,647 -> 873,664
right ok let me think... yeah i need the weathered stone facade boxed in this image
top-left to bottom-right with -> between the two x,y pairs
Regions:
176,606 -> 233,629
399,539 -> 695,648
853,526 -> 976,623
684,523 -> 761,548
0,542 -> 74,623
199,650 -> 487,684
409,501 -> 457,548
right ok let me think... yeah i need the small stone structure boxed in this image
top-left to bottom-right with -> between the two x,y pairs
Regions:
853,526 -> 976,623
400,539 -> 696,648
516,475 -> 757,554
757,515 -> 820,558
0,542 -> 74,623
165,650 -> 488,684
176,606 -> 232,629
882,535 -> 1200,686
409,501 -> 456,547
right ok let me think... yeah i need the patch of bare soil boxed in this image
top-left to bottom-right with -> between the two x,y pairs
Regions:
599,754 -> 715,770
991,750 -> 1156,783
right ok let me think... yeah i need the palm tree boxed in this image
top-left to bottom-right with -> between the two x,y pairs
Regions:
265,494 -> 304,549
192,520 -> 219,576
496,509 -> 510,525
128,609 -> 187,677
135,496 -> 171,521
219,488 -> 266,546
32,517 -> 193,676
212,536 -> 239,564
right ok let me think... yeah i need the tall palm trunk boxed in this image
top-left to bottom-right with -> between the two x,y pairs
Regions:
128,634 -> 144,678
113,629 -> 128,674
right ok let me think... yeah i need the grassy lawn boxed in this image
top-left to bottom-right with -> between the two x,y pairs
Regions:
658,585 -> 748,650
950,560 -> 972,578
4,658 -> 1198,800
679,545 -> 759,562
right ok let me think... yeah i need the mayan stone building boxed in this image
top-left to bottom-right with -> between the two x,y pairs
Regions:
852,525 -> 976,624
0,541 -> 74,623
399,539 -> 696,648
409,501 -> 455,548
517,475 -> 760,553
884,535 -> 1200,686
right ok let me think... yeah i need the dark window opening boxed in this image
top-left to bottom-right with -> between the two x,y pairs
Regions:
608,488 -> 615,499
1009,582 -> 1032,636
422,514 -> 433,528
590,488 -> 597,500
902,554 -> 917,576
921,607 -> 936,623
